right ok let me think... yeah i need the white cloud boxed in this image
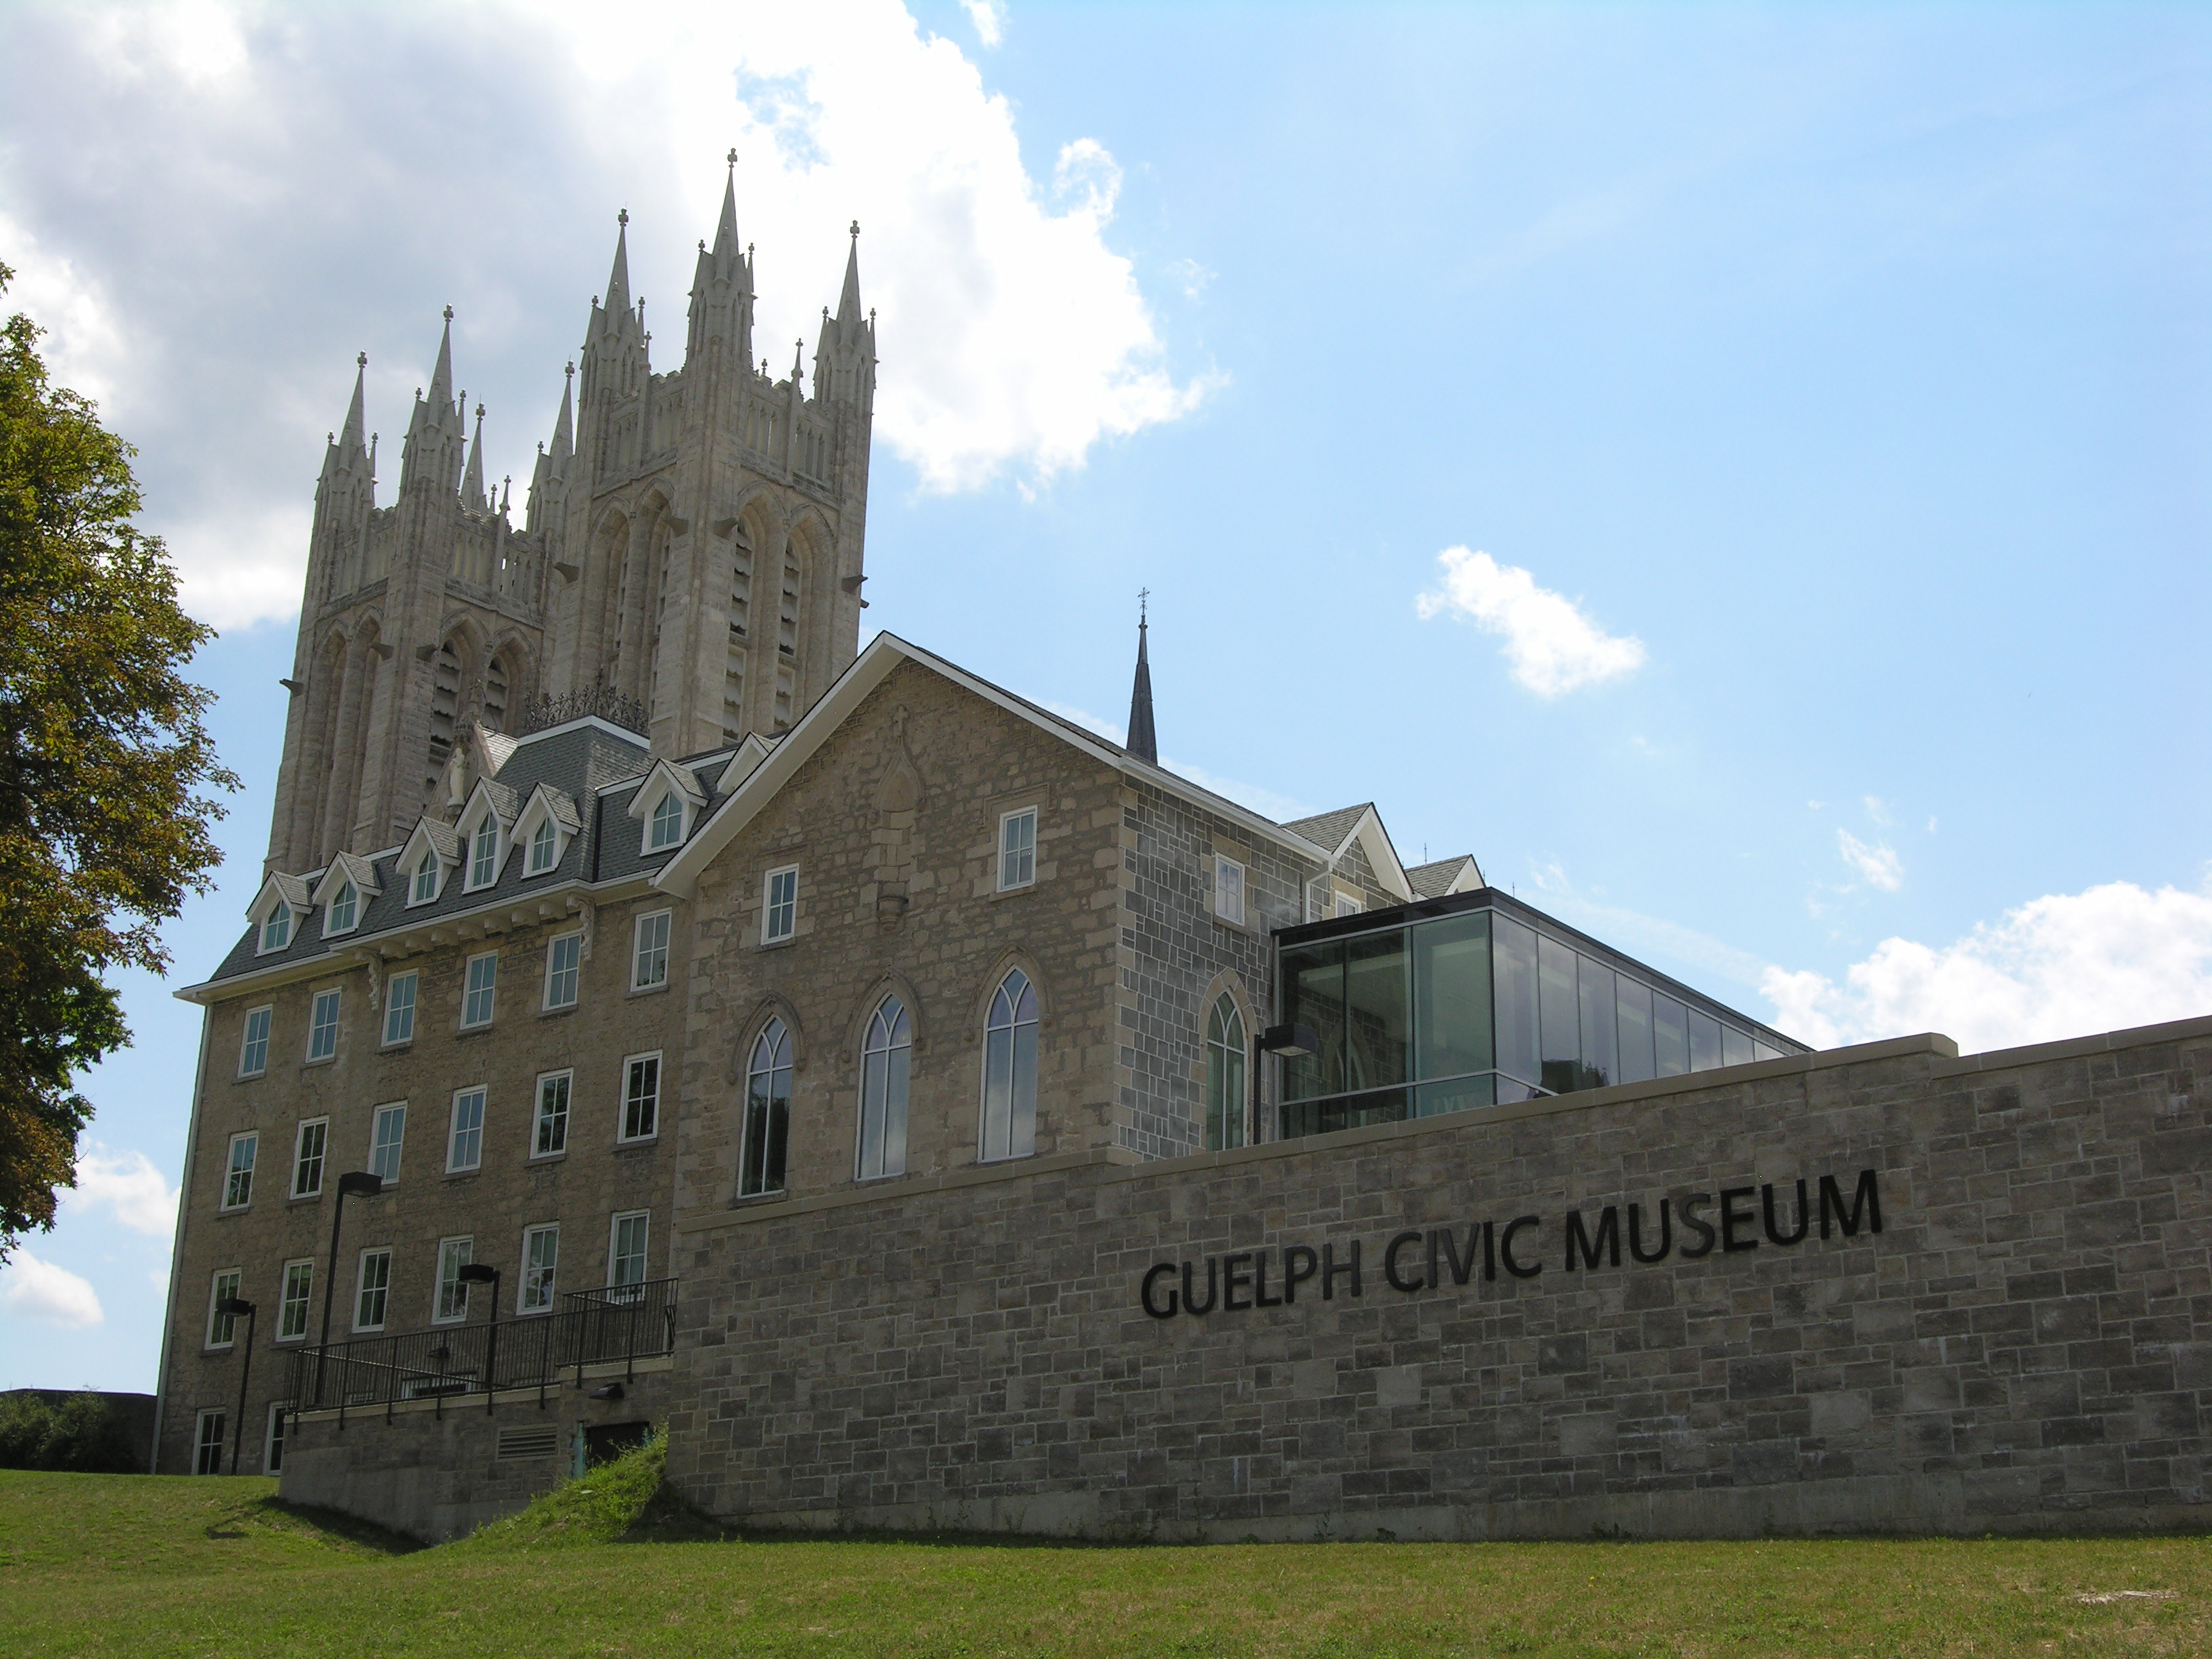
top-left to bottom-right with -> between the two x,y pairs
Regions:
0,1250 -> 105,1329
1416,546 -> 1646,697
0,209 -> 127,413
960,0 -> 1006,48
1764,875 -> 2212,1054
66,1146 -> 179,1238
1837,828 -> 1904,892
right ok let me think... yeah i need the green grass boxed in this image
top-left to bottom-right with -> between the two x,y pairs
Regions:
2,1449 -> 2206,1657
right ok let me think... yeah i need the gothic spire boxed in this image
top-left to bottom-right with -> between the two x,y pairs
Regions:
550,363 -> 574,465
1125,598 -> 1157,764
605,210 -> 633,319
429,306 -> 455,410
713,151 -> 741,259
836,220 -> 863,327
462,402 -> 487,508
338,352 -> 368,456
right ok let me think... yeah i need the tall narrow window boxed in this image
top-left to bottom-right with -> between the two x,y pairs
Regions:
306,989 -> 341,1062
194,1410 -> 226,1475
354,1248 -> 391,1332
998,808 -> 1036,891
265,1403 -> 289,1475
545,933 -> 582,1009
621,1053 -> 660,1143
533,1071 -> 571,1158
529,817 -> 558,874
649,790 -> 684,850
222,1132 -> 258,1210
609,1212 -> 650,1288
462,951 -> 497,1027
1206,994 -> 1248,1151
239,1006 -> 272,1077
383,972 -> 417,1045
632,910 -> 671,989
325,881 -> 357,935
411,855 -> 440,905
856,996 -> 911,1180
278,1260 -> 314,1341
207,1269 -> 243,1348
369,1102 -> 406,1183
434,1237 -> 473,1323
741,1019 -> 792,1197
980,968 -> 1039,1162
447,1087 -> 486,1172
260,907 -> 291,953
468,817 -> 500,889
762,867 -> 797,945
1214,856 -> 1246,927
519,1224 -> 559,1313
291,1119 -> 327,1198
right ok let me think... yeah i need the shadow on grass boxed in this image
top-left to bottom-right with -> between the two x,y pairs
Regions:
251,1494 -> 427,1555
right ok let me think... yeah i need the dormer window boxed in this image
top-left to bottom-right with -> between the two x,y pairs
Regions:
627,761 -> 704,859
325,882 -> 357,935
649,792 -> 683,851
260,907 -> 292,953
411,855 -> 440,905
529,817 -> 557,874
466,817 -> 500,890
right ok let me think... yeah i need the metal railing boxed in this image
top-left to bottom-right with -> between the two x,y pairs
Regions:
285,1277 -> 676,1420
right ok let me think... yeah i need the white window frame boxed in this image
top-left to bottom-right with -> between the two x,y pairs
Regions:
447,1086 -> 486,1172
408,851 -> 443,907
462,809 -> 503,893
1214,854 -> 1246,927
368,1101 -> 406,1183
322,879 -> 359,937
205,1268 -> 243,1349
979,967 -> 1040,1164
353,1246 -> 392,1333
264,1401 -> 290,1475
306,988 -> 342,1063
544,931 -> 583,1010
619,1051 -> 661,1144
382,971 -> 417,1046
257,906 -> 293,956
760,866 -> 797,945
193,1408 -> 226,1475
291,1117 -> 328,1200
531,1069 -> 572,1160
434,1236 -> 473,1324
608,1211 -> 651,1288
237,1006 -> 272,1078
460,950 -> 498,1029
856,995 -> 911,1181
997,806 -> 1037,892
647,790 -> 684,851
527,815 -> 559,874
221,1131 -> 258,1210
632,909 -> 672,990
1333,889 -> 1364,919
276,1258 -> 314,1343
518,1223 -> 559,1315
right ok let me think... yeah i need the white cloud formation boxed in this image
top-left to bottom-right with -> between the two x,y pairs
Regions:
66,1146 -> 180,1238
960,0 -> 1006,48
0,1250 -> 105,1329
1837,828 -> 1904,892
0,0 -> 1204,627
1416,547 -> 1647,697
1764,876 -> 2212,1054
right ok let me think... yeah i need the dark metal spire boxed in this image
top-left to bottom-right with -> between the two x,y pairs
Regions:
1125,592 -> 1156,764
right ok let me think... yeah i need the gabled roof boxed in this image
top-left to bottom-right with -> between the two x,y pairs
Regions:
457,776 -> 520,831
627,756 -> 708,821
515,781 -> 581,834
247,870 -> 311,922
1282,802 -> 1414,903
399,817 -> 462,871
310,851 -> 383,907
1406,855 -> 1484,899
655,633 -> 1336,898
1282,804 -> 1371,851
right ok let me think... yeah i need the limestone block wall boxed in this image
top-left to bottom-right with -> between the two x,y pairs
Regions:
664,1017 -> 2212,1540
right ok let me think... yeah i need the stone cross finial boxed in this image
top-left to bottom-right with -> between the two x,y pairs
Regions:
443,304 -> 454,321
618,207 -> 629,226
1139,587 -> 1150,619
565,361 -> 575,379
727,148 -> 737,167
850,220 -> 860,239
356,351 -> 367,367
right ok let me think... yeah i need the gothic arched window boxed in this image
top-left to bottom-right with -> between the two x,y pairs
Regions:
856,996 -> 910,1181
979,968 -> 1038,1162
741,1019 -> 793,1197
1206,993 -> 1247,1151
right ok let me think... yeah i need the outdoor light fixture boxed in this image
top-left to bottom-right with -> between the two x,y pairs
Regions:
1258,1023 -> 1319,1058
313,1171 -> 386,1398
588,1382 -> 626,1402
215,1294 -> 259,1475
455,1263 -> 502,1414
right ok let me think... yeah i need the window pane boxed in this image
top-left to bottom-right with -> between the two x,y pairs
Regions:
370,1104 -> 405,1182
1000,811 -> 1036,888
1653,995 -> 1689,1076
240,1008 -> 271,1075
1537,934 -> 1582,1094
308,991 -> 340,1061
635,912 -> 671,986
1414,1074 -> 1495,1118
436,1238 -> 472,1322
1277,943 -> 1344,1103
224,1134 -> 257,1208
384,975 -> 416,1044
449,1089 -> 485,1170
463,954 -> 497,1025
1492,917 -> 1540,1092
1615,978 -> 1656,1086
1344,933 -> 1409,1094
1413,912 -> 1492,1084
1721,1026 -> 1755,1069
535,1074 -> 569,1156
624,1056 -> 660,1141
1687,1008 -> 1723,1071
1578,958 -> 1618,1090
279,1261 -> 313,1340
293,1120 -> 326,1197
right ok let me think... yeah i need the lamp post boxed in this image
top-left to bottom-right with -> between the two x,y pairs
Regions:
1251,1021 -> 1318,1146
313,1171 -> 384,1404
215,1295 -> 258,1475
456,1263 -> 501,1414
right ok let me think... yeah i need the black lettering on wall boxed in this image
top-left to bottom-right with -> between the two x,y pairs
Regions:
1283,1244 -> 1317,1303
1628,1200 -> 1671,1263
1182,1256 -> 1218,1316
1820,1169 -> 1883,1238
1500,1215 -> 1543,1278
1254,1248 -> 1284,1308
1384,1230 -> 1425,1293
1763,1179 -> 1810,1246
1565,1206 -> 1620,1271
1322,1240 -> 1361,1300
1140,1263 -> 1179,1318
1679,1193 -> 1716,1258
1222,1253 -> 1254,1311
1435,1225 -> 1483,1287
1719,1187 -> 1759,1253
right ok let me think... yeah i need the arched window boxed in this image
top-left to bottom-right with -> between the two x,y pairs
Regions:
468,816 -> 500,889
741,1019 -> 793,1197
1206,993 -> 1247,1151
979,968 -> 1038,1162
856,996 -> 910,1181
326,881 -> 358,935
649,790 -> 683,851
529,817 -> 557,874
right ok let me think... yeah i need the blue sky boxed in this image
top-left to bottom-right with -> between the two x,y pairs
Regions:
1,0 -> 2206,1389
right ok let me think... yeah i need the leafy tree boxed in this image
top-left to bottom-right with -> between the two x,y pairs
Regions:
0,262 -> 235,1263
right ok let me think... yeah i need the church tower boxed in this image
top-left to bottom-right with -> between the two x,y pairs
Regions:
264,159 -> 876,872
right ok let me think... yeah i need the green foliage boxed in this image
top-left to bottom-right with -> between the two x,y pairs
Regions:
0,262 -> 236,1261
0,1390 -> 142,1473
449,1426 -> 719,1552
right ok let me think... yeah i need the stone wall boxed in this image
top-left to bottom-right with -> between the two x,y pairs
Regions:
663,1017 -> 2212,1539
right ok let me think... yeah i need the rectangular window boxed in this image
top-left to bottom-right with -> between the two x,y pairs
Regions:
291,1118 -> 327,1199
277,1259 -> 314,1342
221,1132 -> 258,1210
633,909 -> 672,988
206,1269 -> 242,1348
649,790 -> 684,850
194,1409 -> 226,1475
533,1071 -> 571,1158
621,1053 -> 660,1143
260,907 -> 291,954
998,808 -> 1036,891
544,932 -> 582,1010
761,867 -> 796,945
468,820 -> 499,889
354,1248 -> 391,1332
264,1402 -> 289,1475
1333,890 -> 1364,919
519,1225 -> 559,1313
434,1237 -> 473,1323
383,972 -> 417,1046
238,1006 -> 272,1077
369,1102 -> 406,1183
411,856 -> 439,905
325,881 -> 357,935
609,1212 -> 649,1288
528,817 -> 558,874
461,951 -> 497,1028
1214,855 -> 1246,926
306,989 -> 341,1062
447,1087 -> 485,1172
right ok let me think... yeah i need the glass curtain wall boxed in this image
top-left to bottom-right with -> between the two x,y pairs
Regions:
1279,905 -> 1790,1139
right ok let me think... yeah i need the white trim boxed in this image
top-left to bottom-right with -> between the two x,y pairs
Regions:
459,949 -> 498,1028
381,970 -> 419,1046
760,866 -> 797,945
632,909 -> 673,990
367,1100 -> 407,1184
508,712 -> 652,752
996,806 -> 1038,893
205,1267 -> 242,1350
618,1050 -> 662,1144
352,1246 -> 392,1333
628,759 -> 707,857
246,872 -> 309,954
290,1116 -> 329,1199
1214,853 -> 1247,926
264,1400 -> 291,1475
237,1005 -> 272,1077
192,1407 -> 226,1475
543,930 -> 583,1010
531,1068 -> 573,1160
276,1257 -> 315,1343
447,1085 -> 487,1172
607,1210 -> 651,1288
513,783 -> 580,878
432,1235 -> 474,1324
456,784 -> 510,893
220,1130 -> 258,1210
518,1222 -> 560,1315
305,987 -> 342,1062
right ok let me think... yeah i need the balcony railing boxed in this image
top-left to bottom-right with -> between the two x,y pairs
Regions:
285,1278 -> 676,1421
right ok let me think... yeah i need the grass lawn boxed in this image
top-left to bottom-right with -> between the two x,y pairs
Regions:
2,1449 -> 2206,1658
